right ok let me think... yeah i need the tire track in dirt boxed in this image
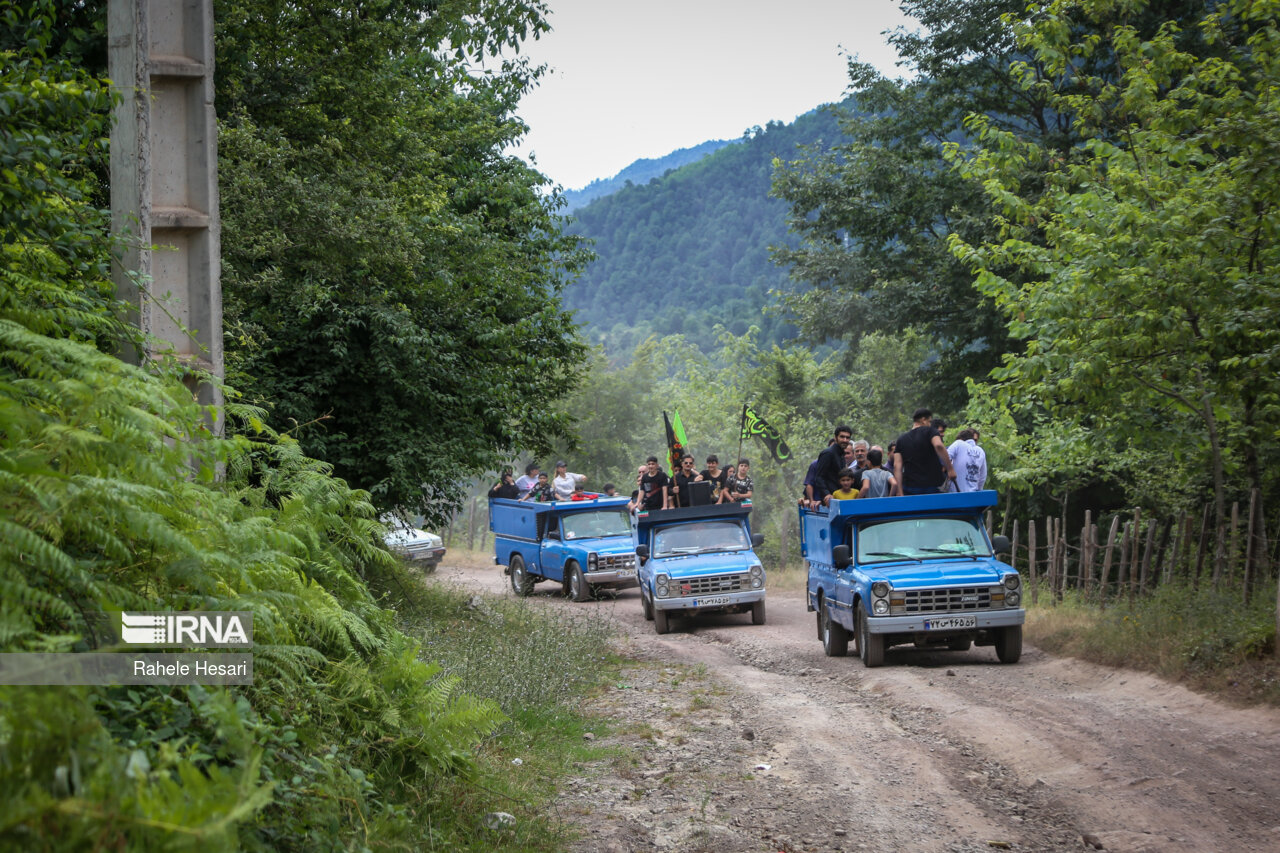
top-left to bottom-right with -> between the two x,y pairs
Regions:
431,560 -> 1280,852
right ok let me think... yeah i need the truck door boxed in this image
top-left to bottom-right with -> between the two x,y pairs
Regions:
539,515 -> 567,582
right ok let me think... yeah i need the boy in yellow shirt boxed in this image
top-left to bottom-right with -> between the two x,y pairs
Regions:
824,469 -> 860,505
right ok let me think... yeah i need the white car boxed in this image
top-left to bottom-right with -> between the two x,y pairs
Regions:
382,517 -> 447,571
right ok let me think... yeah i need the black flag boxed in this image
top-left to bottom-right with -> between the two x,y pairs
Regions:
740,404 -> 791,463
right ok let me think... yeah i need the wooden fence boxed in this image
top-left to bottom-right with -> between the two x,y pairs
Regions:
998,490 -> 1277,610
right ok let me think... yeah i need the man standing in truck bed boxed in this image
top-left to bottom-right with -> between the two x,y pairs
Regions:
893,408 -> 958,495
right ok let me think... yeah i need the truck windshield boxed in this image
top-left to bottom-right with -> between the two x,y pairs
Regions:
855,517 -> 991,564
653,521 -> 749,557
561,510 -> 632,540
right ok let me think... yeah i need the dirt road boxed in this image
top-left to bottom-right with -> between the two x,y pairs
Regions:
432,559 -> 1280,853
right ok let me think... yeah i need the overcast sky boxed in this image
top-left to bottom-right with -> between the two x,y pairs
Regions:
511,0 -> 916,190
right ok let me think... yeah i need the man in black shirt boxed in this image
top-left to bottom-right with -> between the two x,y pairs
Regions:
637,456 -> 670,511
699,455 -> 729,502
671,454 -> 704,508
813,424 -> 853,502
893,408 -> 957,495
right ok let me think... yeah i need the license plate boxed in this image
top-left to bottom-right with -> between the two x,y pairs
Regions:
924,615 -> 977,630
694,596 -> 731,607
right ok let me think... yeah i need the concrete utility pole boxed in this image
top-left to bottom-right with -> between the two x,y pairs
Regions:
108,0 -> 223,434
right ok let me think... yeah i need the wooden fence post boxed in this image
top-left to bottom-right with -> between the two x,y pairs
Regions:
1080,511 -> 1092,592
1139,518 -> 1157,595
1029,519 -> 1039,605
1047,517 -> 1058,605
1100,515 -> 1120,610
1011,524 -> 1020,575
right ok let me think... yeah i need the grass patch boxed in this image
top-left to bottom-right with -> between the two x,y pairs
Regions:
372,569 -> 622,850
1025,580 -> 1280,706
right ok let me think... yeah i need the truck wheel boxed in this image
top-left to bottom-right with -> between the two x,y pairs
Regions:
815,597 -> 825,641
510,554 -> 534,597
641,586 -> 655,621
857,602 -> 884,668
995,625 -> 1022,663
822,605 -> 848,657
751,600 -> 766,625
654,607 -> 670,635
567,562 -> 591,602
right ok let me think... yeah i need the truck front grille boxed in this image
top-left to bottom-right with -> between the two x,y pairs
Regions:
675,574 -> 746,596
594,554 -> 636,572
900,586 -> 996,613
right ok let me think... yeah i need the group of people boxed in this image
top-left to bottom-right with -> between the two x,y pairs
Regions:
488,454 -> 756,513
625,454 -> 753,513
489,407 -> 986,513
488,461 -> 602,503
800,408 -> 987,509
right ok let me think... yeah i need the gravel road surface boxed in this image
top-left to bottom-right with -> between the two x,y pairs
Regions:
431,558 -> 1280,853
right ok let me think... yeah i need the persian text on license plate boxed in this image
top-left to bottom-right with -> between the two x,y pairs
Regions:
924,615 -> 977,630
694,596 -> 731,607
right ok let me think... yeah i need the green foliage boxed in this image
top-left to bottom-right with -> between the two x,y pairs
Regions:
215,0 -> 589,527
947,0 -> 1280,522
565,110 -> 846,354
2,9 -> 507,848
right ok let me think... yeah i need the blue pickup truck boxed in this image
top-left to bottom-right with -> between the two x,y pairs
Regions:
634,503 -> 767,634
801,490 -> 1022,666
490,496 -> 639,601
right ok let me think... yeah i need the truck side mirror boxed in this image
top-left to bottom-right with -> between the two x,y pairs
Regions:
635,544 -> 649,562
990,534 -> 1011,555
832,544 -> 852,570
545,528 -> 560,540
750,533 -> 764,548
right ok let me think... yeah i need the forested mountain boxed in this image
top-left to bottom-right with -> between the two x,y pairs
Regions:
560,138 -> 730,210
564,106 -> 851,354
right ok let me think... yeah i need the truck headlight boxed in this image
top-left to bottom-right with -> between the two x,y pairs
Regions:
871,581 -> 891,599
655,573 -> 670,598
587,552 -> 598,571
873,598 -> 889,615
749,565 -> 764,589
1005,590 -> 1021,607
1003,573 -> 1020,590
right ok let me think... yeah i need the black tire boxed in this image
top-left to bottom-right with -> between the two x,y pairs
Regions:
996,625 -> 1022,663
641,586 -> 655,621
654,606 -> 670,635
947,638 -> 972,652
822,605 -> 848,657
510,554 -> 534,597
751,600 -> 766,626
567,562 -> 591,602
815,597 -> 825,641
857,601 -> 884,668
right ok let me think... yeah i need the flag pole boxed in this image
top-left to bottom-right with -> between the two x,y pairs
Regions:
735,403 -> 747,469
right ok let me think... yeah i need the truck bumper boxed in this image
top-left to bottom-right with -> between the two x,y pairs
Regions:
586,569 -> 639,589
653,588 -> 765,612
866,609 -> 1025,634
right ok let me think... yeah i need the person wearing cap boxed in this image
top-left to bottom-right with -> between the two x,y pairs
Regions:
551,460 -> 587,501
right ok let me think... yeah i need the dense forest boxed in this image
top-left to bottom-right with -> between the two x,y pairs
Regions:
559,138 -> 730,211
563,106 -> 851,353
538,0 -> 1280,589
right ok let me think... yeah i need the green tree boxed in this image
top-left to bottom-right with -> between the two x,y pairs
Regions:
216,0 -> 589,526
948,0 -> 1280,567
